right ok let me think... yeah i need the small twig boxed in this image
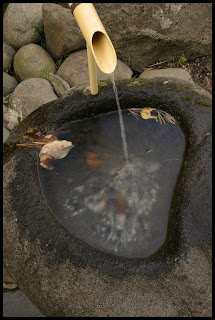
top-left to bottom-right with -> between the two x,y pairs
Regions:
147,60 -> 168,68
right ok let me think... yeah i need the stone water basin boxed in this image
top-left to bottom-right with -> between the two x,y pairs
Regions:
3,79 -> 211,317
38,110 -> 185,258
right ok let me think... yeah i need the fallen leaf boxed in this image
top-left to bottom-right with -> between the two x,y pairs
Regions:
39,140 -> 74,159
140,107 -> 158,120
23,128 -> 43,140
40,154 -> 55,170
86,152 -> 104,168
40,134 -> 58,144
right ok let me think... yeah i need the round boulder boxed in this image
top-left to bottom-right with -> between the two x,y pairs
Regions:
93,3 -> 212,72
3,3 -> 44,49
9,78 -> 58,120
48,74 -> 70,97
3,127 -> 10,143
3,41 -> 16,72
14,44 -> 56,81
3,108 -> 21,131
3,72 -> 19,96
139,68 -> 194,84
57,49 -> 133,87
42,3 -> 85,60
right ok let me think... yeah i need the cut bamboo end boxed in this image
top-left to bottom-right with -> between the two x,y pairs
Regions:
72,3 -> 117,74
92,31 -> 117,74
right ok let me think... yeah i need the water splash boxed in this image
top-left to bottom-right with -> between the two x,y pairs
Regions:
109,72 -> 129,163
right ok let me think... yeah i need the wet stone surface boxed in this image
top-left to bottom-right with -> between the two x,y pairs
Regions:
38,110 -> 185,258
3,79 -> 211,317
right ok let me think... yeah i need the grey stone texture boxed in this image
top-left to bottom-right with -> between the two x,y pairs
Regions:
3,262 -> 17,289
57,49 -> 133,87
3,127 -> 10,143
13,44 -> 56,81
139,68 -> 194,84
3,40 -> 16,72
4,290 -> 45,317
3,72 -> 19,96
3,79 -> 211,317
42,3 -> 86,60
48,74 -> 70,97
92,3 -> 212,72
9,78 -> 58,120
3,108 -> 21,131
3,3 -> 44,49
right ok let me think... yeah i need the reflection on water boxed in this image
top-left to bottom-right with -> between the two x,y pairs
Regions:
38,110 -> 185,258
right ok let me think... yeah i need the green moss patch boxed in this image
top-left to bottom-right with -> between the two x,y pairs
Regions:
195,99 -> 211,107
181,96 -> 192,101
161,87 -> 173,93
98,81 -> 108,90
127,81 -> 141,87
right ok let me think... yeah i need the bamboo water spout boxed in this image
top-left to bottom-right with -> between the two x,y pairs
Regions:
68,3 -> 117,95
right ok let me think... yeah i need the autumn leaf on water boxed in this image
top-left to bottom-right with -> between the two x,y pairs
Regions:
129,107 -> 176,125
17,129 -> 74,170
39,140 -> 74,170
39,140 -> 74,160
140,107 -> 159,121
141,108 -> 176,124
86,152 -> 104,168
39,134 -> 58,144
40,155 -> 56,170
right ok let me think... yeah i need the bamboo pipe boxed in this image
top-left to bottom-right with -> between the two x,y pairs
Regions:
68,3 -> 117,95
86,43 -> 98,95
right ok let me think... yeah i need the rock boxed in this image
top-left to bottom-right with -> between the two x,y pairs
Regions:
3,105 -> 8,114
3,290 -> 45,317
3,263 -> 17,289
3,3 -> 44,49
3,79 -> 211,317
3,120 -> 9,130
3,127 -> 10,143
42,3 -> 85,60
13,44 -> 56,81
4,108 -> 21,131
139,68 -> 195,84
57,49 -> 133,87
48,74 -> 70,97
3,41 -> 16,72
91,3 -> 212,72
3,72 -> 19,96
9,78 -> 58,120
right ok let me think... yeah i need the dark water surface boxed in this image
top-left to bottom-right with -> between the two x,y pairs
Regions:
38,110 -> 185,258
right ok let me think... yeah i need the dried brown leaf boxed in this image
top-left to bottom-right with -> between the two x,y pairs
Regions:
39,140 -> 74,159
40,155 -> 55,170
39,134 -> 58,144
86,152 -> 104,168
140,107 -> 158,120
23,128 -> 43,140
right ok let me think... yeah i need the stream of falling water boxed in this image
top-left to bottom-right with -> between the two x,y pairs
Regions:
109,73 -> 129,163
